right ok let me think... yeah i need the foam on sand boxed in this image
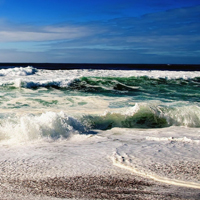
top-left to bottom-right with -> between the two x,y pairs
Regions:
112,155 -> 200,189
99,126 -> 200,189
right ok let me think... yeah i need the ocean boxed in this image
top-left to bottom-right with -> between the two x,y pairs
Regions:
0,65 -> 200,199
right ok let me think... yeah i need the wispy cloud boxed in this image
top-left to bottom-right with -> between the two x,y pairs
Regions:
0,5 -> 200,63
43,5 -> 200,58
0,23 -> 91,42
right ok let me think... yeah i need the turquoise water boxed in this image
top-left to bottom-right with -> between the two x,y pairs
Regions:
69,76 -> 200,102
0,67 -> 200,142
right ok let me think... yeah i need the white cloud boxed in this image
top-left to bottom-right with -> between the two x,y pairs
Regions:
0,25 -> 91,42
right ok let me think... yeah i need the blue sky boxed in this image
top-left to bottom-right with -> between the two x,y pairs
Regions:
0,0 -> 200,63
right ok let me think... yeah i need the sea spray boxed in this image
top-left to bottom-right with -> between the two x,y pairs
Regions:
0,111 -> 85,143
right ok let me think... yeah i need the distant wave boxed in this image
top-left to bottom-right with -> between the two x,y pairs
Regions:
1,66 -> 200,78
0,66 -> 37,76
1,75 -> 199,103
1,75 -> 200,89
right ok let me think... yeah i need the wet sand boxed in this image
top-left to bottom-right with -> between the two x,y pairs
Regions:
0,174 -> 200,200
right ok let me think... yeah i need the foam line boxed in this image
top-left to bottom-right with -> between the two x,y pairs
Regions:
112,157 -> 200,189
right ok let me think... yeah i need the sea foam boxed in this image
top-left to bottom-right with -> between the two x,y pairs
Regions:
0,111 -> 85,144
0,67 -> 200,91
0,103 -> 199,145
0,66 -> 37,76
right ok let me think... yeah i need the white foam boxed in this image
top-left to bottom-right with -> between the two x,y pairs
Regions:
112,157 -> 200,189
125,103 -> 140,116
124,103 -> 200,128
107,127 -> 200,186
161,105 -> 200,127
0,67 -> 200,88
146,136 -> 200,144
0,129 -> 122,180
0,66 -> 37,76
0,111 -> 85,144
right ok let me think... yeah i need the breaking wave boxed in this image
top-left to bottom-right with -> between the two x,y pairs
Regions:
0,66 -> 37,76
0,112 -> 85,143
0,103 -> 200,144
1,76 -> 200,102
81,103 -> 200,129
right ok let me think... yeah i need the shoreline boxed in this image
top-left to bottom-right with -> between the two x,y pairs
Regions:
113,159 -> 200,189
0,128 -> 200,199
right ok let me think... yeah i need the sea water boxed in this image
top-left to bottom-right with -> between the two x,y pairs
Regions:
0,66 -> 200,189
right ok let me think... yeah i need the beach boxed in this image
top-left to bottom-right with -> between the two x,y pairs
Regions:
0,138 -> 200,200
0,127 -> 199,199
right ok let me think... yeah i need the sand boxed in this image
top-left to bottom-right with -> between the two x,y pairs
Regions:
0,129 -> 200,200
0,174 -> 200,200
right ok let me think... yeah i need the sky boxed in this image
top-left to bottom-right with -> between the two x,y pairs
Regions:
0,0 -> 200,64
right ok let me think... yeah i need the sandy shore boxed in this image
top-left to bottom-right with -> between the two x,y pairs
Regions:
0,174 -> 200,200
0,128 -> 200,200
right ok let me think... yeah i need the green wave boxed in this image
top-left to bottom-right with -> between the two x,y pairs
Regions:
69,76 -> 200,102
81,103 -> 200,130
1,76 -> 200,102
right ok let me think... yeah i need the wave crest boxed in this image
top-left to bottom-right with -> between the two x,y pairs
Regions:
0,66 -> 37,76
81,103 -> 200,129
0,103 -> 200,144
0,112 -> 85,143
